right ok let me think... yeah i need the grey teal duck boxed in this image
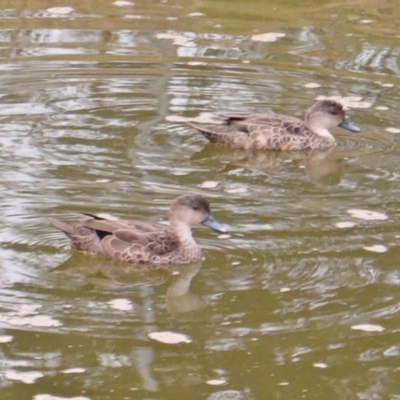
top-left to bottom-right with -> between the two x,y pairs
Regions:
52,195 -> 226,265
187,99 -> 360,151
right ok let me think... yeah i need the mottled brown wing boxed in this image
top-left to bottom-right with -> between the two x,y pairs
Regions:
146,233 -> 179,256
221,113 -> 302,132
100,230 -> 178,261
113,229 -> 179,256
113,229 -> 154,245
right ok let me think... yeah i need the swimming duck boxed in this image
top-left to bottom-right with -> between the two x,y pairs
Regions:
187,99 -> 360,151
52,195 -> 226,265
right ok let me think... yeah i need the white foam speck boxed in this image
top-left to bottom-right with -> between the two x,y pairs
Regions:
347,209 -> 388,221
375,106 -> 389,110
381,83 -> 394,87
4,370 -> 44,384
304,83 -> 321,88
62,368 -> 86,374
46,7 -> 74,14
231,261 -> 241,266
0,313 -> 62,327
251,32 -> 286,42
188,12 -> 205,17
113,0 -> 134,6
313,363 -> 328,368
148,331 -> 192,344
34,395 -> 91,400
18,304 -> 42,316
206,379 -> 227,385
363,245 -> 387,253
225,186 -> 248,194
360,19 -> 374,24
351,324 -> 384,332
199,181 -> 219,189
386,127 -> 400,134
0,335 -> 13,343
279,382 -> 290,386
279,287 -> 291,293
187,61 -> 207,66
108,299 -> 134,311
335,221 -> 357,229
218,234 -> 231,239
156,33 -> 196,47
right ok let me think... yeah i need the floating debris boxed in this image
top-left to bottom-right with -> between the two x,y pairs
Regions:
363,245 -> 387,253
351,324 -> 384,332
148,331 -> 192,344
313,363 -> 328,369
304,83 -> 321,88
335,221 -> 357,229
0,313 -> 62,328
4,370 -> 44,384
251,32 -> 286,42
207,379 -> 227,385
188,12 -> 205,17
187,61 -> 208,66
156,33 -> 196,47
347,209 -> 388,221
46,7 -> 74,14
225,186 -> 248,194
0,335 -> 13,343
113,0 -> 134,6
108,298 -> 134,311
34,395 -> 90,400
199,181 -> 219,189
386,127 -> 400,134
61,368 -> 86,374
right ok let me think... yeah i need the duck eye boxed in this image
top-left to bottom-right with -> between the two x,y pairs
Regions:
192,205 -> 200,211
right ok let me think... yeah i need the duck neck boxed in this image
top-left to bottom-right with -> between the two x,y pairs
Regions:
170,220 -> 197,247
313,127 -> 334,139
306,120 -> 335,140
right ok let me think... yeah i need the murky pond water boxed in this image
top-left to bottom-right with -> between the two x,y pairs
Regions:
1,0 -> 400,399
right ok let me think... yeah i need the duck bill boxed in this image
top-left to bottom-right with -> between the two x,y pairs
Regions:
202,215 -> 227,233
339,120 -> 360,133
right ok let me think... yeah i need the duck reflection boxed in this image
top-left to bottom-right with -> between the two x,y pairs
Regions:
53,255 -> 205,317
192,145 -> 344,185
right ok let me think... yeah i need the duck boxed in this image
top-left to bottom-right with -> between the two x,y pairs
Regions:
187,99 -> 360,151
52,194 -> 226,265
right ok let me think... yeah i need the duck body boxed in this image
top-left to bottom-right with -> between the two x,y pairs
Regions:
52,195 -> 226,265
187,100 -> 360,151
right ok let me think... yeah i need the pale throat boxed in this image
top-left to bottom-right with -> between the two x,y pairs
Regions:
312,127 -> 335,140
171,220 -> 197,246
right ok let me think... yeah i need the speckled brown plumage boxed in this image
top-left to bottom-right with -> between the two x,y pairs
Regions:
187,100 -> 360,151
52,195 -> 226,265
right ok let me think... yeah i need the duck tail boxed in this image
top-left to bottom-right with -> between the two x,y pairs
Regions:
186,122 -> 224,143
51,219 -> 74,236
